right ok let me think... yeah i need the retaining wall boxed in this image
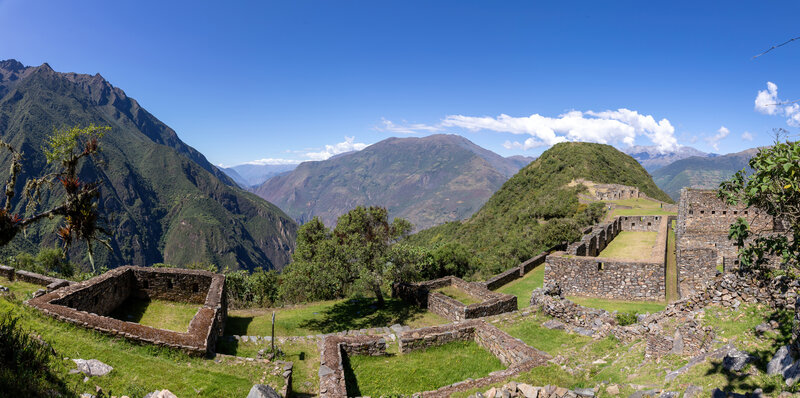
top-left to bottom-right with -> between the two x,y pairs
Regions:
393,276 -> 517,321
27,266 -> 227,356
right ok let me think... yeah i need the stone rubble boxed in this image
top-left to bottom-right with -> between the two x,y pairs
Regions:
72,359 -> 113,377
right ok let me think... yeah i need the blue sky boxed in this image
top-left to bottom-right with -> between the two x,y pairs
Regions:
2,1 -> 800,166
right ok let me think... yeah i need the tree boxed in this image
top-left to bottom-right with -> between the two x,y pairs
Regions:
0,124 -> 110,272
279,207 -> 413,306
333,206 -> 412,306
718,133 -> 800,275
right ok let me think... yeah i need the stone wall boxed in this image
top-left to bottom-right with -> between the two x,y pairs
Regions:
483,242 -> 566,291
675,188 -> 777,297
547,215 -> 669,301
0,265 -> 14,280
319,335 -> 387,398
393,276 -> 517,321
27,266 -> 227,356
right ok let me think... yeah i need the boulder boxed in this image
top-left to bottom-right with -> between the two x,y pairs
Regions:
144,391 -> 177,398
72,359 -> 113,377
767,345 -> 794,376
785,360 -> 800,386
518,384 -> 540,398
722,348 -> 754,372
683,385 -> 702,398
575,387 -> 595,397
543,320 -> 567,330
246,384 -> 281,398
606,384 -> 620,396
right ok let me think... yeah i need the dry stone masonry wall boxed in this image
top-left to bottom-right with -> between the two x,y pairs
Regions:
27,266 -> 227,356
675,188 -> 780,297
545,215 -> 669,300
393,276 -> 517,321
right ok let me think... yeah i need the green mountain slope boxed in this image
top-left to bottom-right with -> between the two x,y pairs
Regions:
254,134 -> 530,230
0,59 -> 297,271
652,148 -> 758,200
407,142 -> 672,275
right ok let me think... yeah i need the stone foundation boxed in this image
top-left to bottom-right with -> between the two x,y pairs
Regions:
27,266 -> 227,356
393,276 -> 517,321
319,335 -> 387,398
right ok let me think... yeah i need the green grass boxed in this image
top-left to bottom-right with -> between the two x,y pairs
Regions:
0,277 -> 43,298
496,266 -> 544,308
344,340 -> 505,396
598,231 -> 658,260
604,198 -> 676,218
0,297 -> 283,397
435,285 -> 482,305
500,312 -> 593,354
567,296 -> 666,314
108,298 -> 200,333
225,296 -> 447,337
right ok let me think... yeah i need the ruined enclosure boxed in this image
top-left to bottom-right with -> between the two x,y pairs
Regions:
319,321 -> 550,398
545,215 -> 669,300
675,188 -> 776,297
27,266 -> 227,356
392,276 -> 517,321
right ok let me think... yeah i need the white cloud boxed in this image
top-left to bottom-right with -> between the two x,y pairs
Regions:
303,136 -> 368,161
705,126 -> 730,151
438,108 -> 678,152
741,131 -> 754,141
755,81 -> 800,126
377,118 -> 441,135
503,138 -> 546,150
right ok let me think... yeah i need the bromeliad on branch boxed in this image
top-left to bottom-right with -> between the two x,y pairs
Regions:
0,124 -> 111,272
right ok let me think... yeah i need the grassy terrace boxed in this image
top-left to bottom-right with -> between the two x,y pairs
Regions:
603,198 -> 676,218
344,340 -> 504,396
495,266 -> 544,308
0,293 -> 282,397
0,276 -> 42,298
568,296 -> 666,314
435,285 -> 481,305
598,231 -> 658,261
226,296 -> 447,337
108,298 -> 200,333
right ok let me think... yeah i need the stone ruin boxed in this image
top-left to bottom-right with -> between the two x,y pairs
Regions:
392,275 -> 517,321
675,188 -> 780,297
319,320 -> 550,398
27,266 -> 227,356
544,215 -> 670,301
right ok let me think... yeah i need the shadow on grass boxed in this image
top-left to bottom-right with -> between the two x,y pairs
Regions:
107,297 -> 150,324
299,297 -> 426,334
223,315 -> 254,336
704,308 -> 791,394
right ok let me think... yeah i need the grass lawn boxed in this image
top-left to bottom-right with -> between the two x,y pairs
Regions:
567,296 -> 666,314
344,340 -> 504,396
603,198 -> 676,218
0,297 -> 283,397
598,231 -> 658,260
108,298 -> 200,332
435,285 -> 481,305
496,266 -> 544,308
500,312 -> 593,354
0,276 -> 43,298
225,296 -> 447,337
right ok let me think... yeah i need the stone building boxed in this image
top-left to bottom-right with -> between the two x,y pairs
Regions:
675,188 -> 775,297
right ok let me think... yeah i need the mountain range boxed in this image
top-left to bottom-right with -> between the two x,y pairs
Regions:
220,163 -> 298,188
0,59 -> 297,271
254,134 -> 535,230
651,147 -> 758,200
623,145 -> 711,172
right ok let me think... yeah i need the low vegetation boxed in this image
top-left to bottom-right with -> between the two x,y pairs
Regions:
495,266 -> 545,308
108,298 -> 200,333
435,285 -> 482,305
225,297 -> 447,337
598,231 -> 658,260
0,291 -> 283,397
604,198 -> 676,218
567,296 -> 666,314
344,340 -> 505,396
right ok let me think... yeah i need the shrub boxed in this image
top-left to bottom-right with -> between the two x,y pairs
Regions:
615,311 -> 638,326
0,311 -> 67,396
